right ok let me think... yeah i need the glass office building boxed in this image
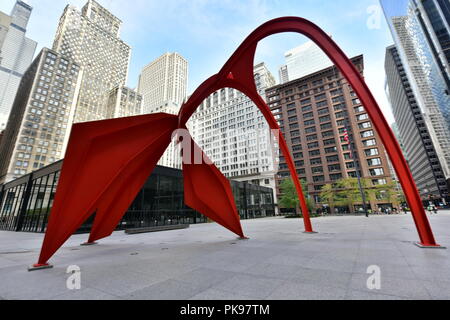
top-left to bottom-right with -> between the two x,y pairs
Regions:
382,0 -> 450,191
0,160 -> 275,233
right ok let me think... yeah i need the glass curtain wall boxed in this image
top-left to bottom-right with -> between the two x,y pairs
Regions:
0,162 -> 275,233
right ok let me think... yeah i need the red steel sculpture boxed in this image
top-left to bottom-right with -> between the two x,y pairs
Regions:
33,17 -> 441,268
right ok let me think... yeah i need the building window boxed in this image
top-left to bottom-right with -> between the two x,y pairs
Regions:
328,164 -> 341,172
354,106 -> 365,113
301,98 -> 311,105
302,105 -> 312,113
319,116 -> 331,123
367,158 -> 382,166
313,175 -> 325,182
326,155 -> 339,163
305,127 -> 316,134
365,148 -> 379,156
356,113 -> 369,121
352,98 -> 361,105
372,179 -> 387,185
363,139 -> 376,147
325,147 -> 338,154
369,168 -> 384,176
320,123 -> 332,130
361,130 -> 374,138
330,173 -> 343,181
312,167 -> 324,174
358,122 -> 371,129
295,160 -> 304,166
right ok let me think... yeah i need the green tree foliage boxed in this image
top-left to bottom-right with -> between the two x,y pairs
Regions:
320,178 -> 404,213
319,183 -> 336,208
279,178 -> 315,214
373,180 -> 404,207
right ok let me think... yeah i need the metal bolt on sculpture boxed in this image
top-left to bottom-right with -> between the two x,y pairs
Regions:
31,17 -> 442,270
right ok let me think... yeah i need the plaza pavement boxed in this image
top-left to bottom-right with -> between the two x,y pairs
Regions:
0,211 -> 449,300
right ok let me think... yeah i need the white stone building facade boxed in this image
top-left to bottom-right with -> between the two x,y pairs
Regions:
187,63 -> 279,207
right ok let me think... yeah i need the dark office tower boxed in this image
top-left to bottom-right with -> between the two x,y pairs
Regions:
382,0 -> 450,180
267,55 -> 394,213
413,0 -> 450,89
385,45 -> 449,203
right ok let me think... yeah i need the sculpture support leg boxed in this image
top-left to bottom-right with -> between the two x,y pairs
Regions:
221,82 -> 315,233
182,134 -> 245,238
278,136 -> 314,233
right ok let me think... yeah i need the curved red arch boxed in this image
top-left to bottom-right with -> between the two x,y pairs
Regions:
178,16 -> 438,246
34,16 -> 440,267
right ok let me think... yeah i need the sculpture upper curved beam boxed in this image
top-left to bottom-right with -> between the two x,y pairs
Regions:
178,16 -> 439,246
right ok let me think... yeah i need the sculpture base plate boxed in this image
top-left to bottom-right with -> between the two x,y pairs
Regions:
80,242 -> 98,246
28,263 -> 53,272
303,231 -> 318,234
414,242 -> 446,249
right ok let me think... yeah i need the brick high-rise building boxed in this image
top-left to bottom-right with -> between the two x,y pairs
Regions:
267,55 -> 394,213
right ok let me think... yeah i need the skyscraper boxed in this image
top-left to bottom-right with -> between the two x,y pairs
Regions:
137,52 -> 188,169
138,52 -> 188,114
412,0 -> 449,89
0,48 -> 82,183
158,101 -> 182,169
106,86 -> 143,119
385,45 -> 448,202
381,0 -> 450,195
188,63 -> 279,203
283,41 -> 333,82
278,65 -> 289,84
52,0 -> 131,123
0,1 -> 37,130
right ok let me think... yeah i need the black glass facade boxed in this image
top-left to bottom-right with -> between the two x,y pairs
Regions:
423,0 -> 450,64
0,161 -> 275,233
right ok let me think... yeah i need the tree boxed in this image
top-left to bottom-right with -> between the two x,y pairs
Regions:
373,180 -> 404,208
319,183 -> 336,209
333,178 -> 371,213
320,178 -> 405,214
279,179 -> 315,215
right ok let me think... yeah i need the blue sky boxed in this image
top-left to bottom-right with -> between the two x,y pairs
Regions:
1,0 -> 397,123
